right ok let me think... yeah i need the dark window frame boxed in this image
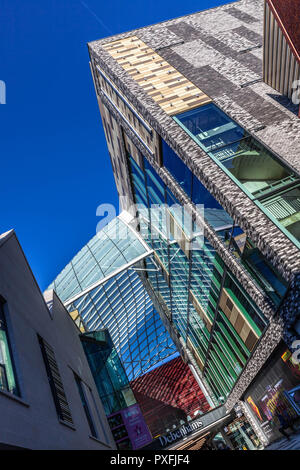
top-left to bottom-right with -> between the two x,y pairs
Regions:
74,373 -> 98,438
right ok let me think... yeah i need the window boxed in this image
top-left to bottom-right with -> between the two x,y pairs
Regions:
38,335 -> 73,426
258,185 -> 300,243
75,374 -> 98,438
161,137 -> 234,236
174,103 -> 300,247
0,301 -> 19,396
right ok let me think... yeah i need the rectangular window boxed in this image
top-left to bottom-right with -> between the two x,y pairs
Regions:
174,103 -> 300,247
258,184 -> 300,243
75,374 -> 98,438
38,335 -> 73,426
0,302 -> 19,396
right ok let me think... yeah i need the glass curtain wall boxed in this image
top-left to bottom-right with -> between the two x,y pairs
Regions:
80,330 -> 136,415
128,148 -> 268,405
162,138 -> 288,306
49,216 -> 177,381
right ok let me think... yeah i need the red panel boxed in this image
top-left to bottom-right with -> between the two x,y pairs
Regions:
268,0 -> 300,63
130,357 -> 210,417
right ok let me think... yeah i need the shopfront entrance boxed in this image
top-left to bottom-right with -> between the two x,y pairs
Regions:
243,342 -> 300,445
221,415 -> 263,450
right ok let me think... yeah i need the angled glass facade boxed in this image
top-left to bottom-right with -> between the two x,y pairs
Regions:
49,216 -> 177,381
128,150 -> 269,404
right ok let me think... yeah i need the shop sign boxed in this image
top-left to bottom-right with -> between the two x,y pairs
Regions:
158,418 -> 203,446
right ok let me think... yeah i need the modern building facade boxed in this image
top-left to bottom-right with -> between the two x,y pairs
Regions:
88,0 -> 300,447
0,229 -> 115,450
50,213 -> 178,381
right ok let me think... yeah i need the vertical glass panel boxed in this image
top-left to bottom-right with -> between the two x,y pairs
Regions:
144,158 -> 165,206
241,238 -> 288,305
192,175 -> 234,235
0,305 -> 18,395
223,274 -> 267,334
75,376 -> 97,437
162,139 -> 192,197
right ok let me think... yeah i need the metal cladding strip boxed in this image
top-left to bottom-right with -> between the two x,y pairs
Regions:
266,0 -> 300,64
89,45 -> 300,282
96,65 -> 153,134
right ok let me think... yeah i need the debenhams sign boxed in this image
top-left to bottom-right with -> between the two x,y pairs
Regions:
158,418 -> 203,447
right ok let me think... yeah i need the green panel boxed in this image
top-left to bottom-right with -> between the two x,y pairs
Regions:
209,350 -> 235,389
214,331 -> 243,374
212,342 -> 238,381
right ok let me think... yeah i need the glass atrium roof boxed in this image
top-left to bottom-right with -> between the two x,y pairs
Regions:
49,216 -> 150,303
48,215 -> 178,380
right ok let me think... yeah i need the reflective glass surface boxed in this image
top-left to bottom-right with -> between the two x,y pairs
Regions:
128,149 -> 268,405
259,185 -> 300,242
81,330 -> 136,415
50,216 -> 177,381
162,139 -> 234,236
175,104 -> 247,153
162,139 -> 192,197
230,233 -> 288,305
50,217 -> 147,303
174,103 -> 300,246
0,303 -> 19,396
211,137 -> 294,198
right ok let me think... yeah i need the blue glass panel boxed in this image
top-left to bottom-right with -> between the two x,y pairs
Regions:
162,139 -> 192,197
175,103 -> 247,153
192,175 -> 233,232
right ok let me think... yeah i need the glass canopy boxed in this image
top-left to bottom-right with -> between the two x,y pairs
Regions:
49,216 -> 178,380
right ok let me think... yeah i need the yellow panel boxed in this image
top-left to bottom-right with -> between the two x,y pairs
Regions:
102,36 -> 212,115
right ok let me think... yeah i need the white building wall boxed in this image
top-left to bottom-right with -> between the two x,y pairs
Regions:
0,230 -> 116,450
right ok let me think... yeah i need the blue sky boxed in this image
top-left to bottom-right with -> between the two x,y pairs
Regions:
0,0 -> 230,291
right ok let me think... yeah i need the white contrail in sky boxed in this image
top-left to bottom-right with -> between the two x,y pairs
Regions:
79,0 -> 113,35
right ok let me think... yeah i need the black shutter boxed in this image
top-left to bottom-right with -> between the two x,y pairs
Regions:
38,335 -> 73,426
